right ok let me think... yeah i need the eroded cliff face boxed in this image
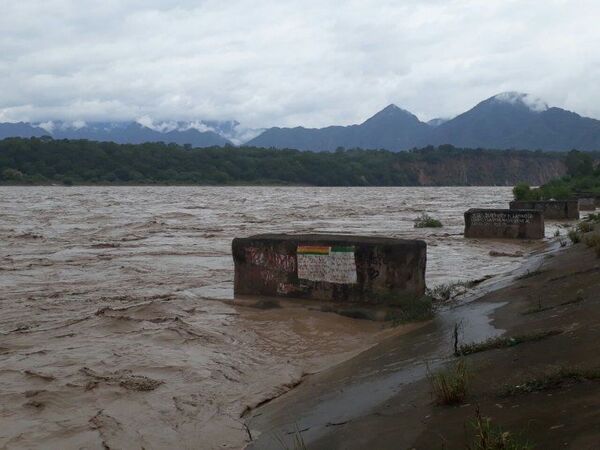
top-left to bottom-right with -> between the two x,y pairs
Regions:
401,154 -> 566,186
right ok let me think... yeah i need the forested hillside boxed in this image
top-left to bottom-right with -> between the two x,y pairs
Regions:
0,137 -> 572,186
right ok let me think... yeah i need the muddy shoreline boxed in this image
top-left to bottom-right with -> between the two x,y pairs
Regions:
244,232 -> 600,449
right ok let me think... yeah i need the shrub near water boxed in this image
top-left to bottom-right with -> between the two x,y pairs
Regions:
414,213 -> 443,228
584,234 -> 600,258
585,213 -> 600,223
512,182 -> 541,201
468,408 -> 534,450
568,229 -> 582,244
577,221 -> 594,233
428,359 -> 469,405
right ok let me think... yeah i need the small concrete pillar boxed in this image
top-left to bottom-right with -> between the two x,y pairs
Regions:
232,234 -> 426,304
464,209 -> 544,239
509,200 -> 579,220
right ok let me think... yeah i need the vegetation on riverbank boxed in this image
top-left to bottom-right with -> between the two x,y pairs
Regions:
455,329 -> 562,356
513,149 -> 600,200
0,136 -> 571,186
428,359 -> 470,405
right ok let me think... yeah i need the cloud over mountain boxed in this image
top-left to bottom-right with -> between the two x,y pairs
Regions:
2,1 -> 600,129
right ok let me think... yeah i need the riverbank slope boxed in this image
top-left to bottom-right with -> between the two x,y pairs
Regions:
245,230 -> 600,449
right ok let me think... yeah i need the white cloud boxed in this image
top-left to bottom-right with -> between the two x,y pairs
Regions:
493,92 -> 548,112
1,0 -> 599,128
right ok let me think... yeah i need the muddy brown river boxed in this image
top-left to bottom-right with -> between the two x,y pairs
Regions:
0,186 -> 556,449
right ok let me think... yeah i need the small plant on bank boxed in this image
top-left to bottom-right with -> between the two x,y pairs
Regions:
468,407 -> 535,450
427,359 -> 469,405
456,330 -> 562,356
414,213 -> 443,228
583,234 -> 600,258
384,295 -> 434,325
500,366 -> 600,397
559,238 -> 567,247
584,234 -> 600,248
577,221 -> 594,233
584,212 -> 600,223
567,229 -> 581,244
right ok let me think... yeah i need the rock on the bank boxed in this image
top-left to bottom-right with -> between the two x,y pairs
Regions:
464,209 -> 545,239
232,234 -> 426,304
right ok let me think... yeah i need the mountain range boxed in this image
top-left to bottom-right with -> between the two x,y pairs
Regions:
2,92 -> 600,151
0,120 -> 261,148
247,92 -> 600,151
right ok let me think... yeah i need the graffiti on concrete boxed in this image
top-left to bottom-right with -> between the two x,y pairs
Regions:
245,247 -> 296,273
297,245 -> 357,284
471,211 -> 534,226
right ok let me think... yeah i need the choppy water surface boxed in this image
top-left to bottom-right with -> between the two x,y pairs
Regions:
0,186 -> 552,292
0,186 -> 555,449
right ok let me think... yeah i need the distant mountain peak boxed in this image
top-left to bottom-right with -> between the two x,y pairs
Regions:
363,104 -> 422,126
490,91 -> 548,112
379,103 -> 413,115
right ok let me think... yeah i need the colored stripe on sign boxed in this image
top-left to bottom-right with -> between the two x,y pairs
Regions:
297,245 -> 330,255
331,246 -> 354,253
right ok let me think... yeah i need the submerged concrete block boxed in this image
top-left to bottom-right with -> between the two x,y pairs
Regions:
509,200 -> 579,220
464,209 -> 544,239
573,192 -> 600,210
232,234 -> 426,304
578,197 -> 597,211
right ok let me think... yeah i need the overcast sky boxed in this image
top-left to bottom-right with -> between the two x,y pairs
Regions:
1,0 -> 599,128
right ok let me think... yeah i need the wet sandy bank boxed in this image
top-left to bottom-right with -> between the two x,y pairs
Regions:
244,232 -> 600,449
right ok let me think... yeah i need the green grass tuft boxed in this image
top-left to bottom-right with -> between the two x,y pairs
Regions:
568,229 -> 582,244
414,213 -> 443,228
501,366 -> 600,397
583,233 -> 600,258
428,359 -> 470,405
577,221 -> 594,233
468,407 -> 535,450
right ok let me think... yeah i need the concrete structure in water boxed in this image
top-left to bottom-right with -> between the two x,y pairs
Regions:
232,234 -> 426,304
464,209 -> 545,239
573,193 -> 600,210
509,200 -> 579,220
578,197 -> 597,211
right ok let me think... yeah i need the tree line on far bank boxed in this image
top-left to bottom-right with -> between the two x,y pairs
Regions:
514,150 -> 600,200
0,136 -> 594,187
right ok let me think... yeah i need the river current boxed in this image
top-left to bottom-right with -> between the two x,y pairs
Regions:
0,186 -> 556,449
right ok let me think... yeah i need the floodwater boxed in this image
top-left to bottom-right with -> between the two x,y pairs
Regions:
0,186 -> 557,449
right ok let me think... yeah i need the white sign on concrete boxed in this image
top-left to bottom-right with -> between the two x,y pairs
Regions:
297,245 -> 357,284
